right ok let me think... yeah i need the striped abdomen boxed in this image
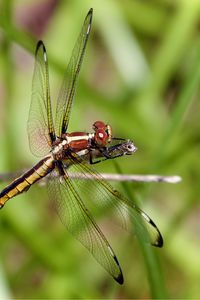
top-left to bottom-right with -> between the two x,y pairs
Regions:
0,156 -> 55,208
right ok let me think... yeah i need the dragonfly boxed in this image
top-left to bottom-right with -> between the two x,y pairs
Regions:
0,8 -> 163,284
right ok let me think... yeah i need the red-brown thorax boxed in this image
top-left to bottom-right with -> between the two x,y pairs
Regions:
52,121 -> 112,159
65,132 -> 90,150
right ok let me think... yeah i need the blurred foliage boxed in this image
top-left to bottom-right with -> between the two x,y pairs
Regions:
0,0 -> 200,298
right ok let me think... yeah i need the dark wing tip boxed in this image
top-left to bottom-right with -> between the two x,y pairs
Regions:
86,8 -> 93,29
88,8 -> 93,16
148,218 -> 164,248
115,273 -> 124,285
153,231 -> 164,248
35,40 -> 46,56
113,253 -> 124,285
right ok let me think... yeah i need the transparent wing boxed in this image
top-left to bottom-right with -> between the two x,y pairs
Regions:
27,41 -> 56,157
64,153 -> 163,247
55,9 -> 93,135
48,165 -> 124,284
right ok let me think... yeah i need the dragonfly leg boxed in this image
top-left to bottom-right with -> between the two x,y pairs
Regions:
89,150 -> 107,164
89,147 -> 124,165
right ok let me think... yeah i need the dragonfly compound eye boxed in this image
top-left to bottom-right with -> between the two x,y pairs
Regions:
93,120 -> 106,130
94,129 -> 109,146
93,121 -> 111,146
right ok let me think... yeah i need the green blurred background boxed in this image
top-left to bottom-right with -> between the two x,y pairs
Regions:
1,0 -> 200,298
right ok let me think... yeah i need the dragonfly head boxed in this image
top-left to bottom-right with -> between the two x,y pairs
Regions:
93,121 -> 112,146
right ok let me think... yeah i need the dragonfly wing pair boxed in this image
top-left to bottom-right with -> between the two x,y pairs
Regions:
28,9 -> 93,157
48,163 -> 123,284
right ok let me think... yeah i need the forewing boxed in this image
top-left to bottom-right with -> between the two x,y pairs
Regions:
27,41 -> 56,157
65,153 -> 163,247
48,165 -> 123,284
55,9 -> 93,135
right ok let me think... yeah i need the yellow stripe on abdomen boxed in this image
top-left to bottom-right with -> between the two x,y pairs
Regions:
0,156 -> 54,208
